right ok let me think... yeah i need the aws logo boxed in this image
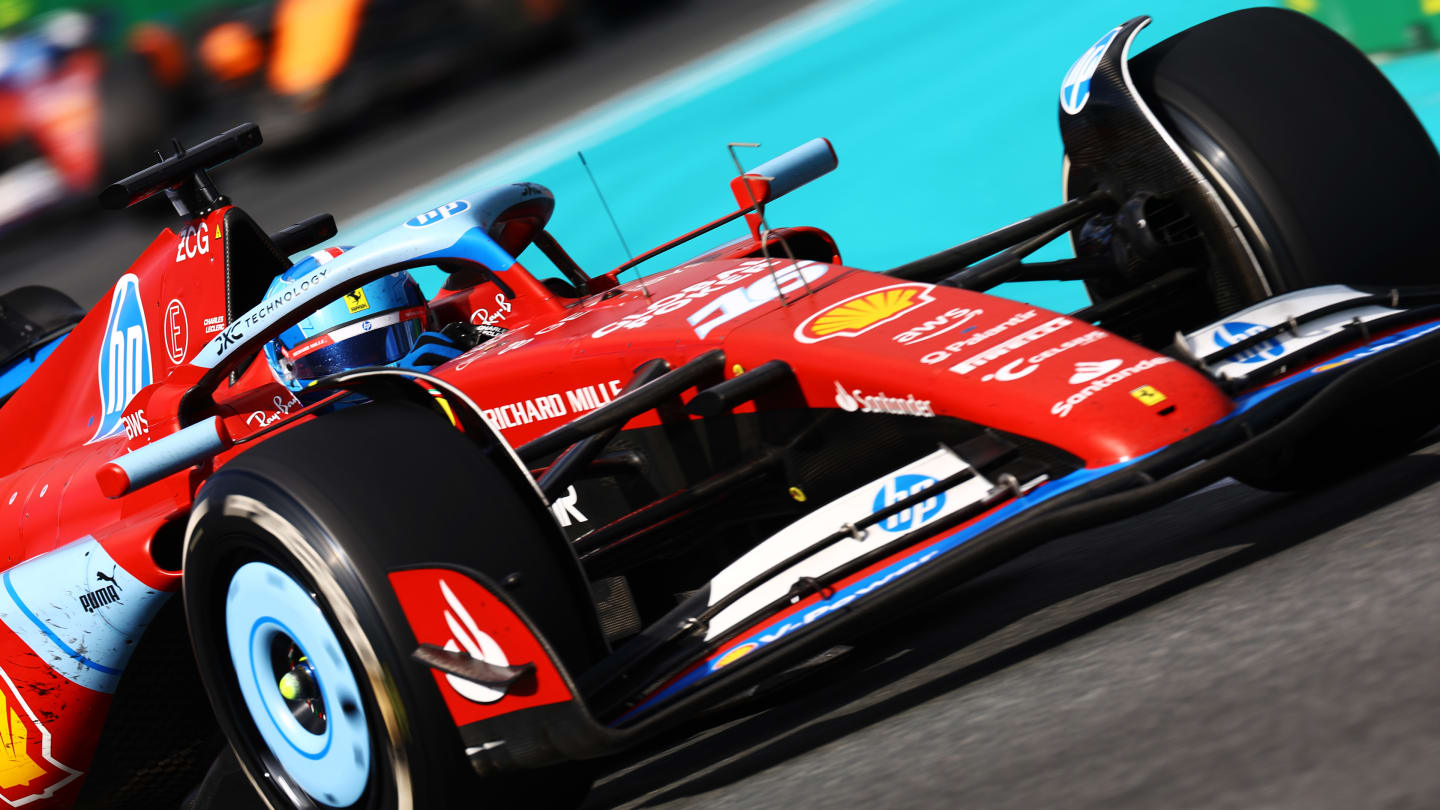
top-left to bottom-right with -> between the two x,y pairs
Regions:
89,274 -> 152,444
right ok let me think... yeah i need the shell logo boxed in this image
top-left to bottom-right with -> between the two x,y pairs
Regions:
710,642 -> 759,671
794,283 -> 935,343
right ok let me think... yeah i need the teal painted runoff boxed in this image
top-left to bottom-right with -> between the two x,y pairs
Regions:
339,0 -> 1440,313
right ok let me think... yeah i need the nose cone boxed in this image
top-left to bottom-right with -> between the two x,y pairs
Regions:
728,273 -> 1232,466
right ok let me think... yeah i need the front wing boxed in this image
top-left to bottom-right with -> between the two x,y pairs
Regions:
410,285 -> 1440,773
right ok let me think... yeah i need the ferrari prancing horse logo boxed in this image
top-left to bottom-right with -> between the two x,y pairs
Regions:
344,288 -> 369,314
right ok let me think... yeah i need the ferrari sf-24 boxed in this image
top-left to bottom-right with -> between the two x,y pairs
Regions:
0,8 -> 1436,809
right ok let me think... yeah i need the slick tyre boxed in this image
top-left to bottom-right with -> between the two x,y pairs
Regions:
183,400 -> 599,810
1129,7 -> 1440,296
1126,8 -> 1440,486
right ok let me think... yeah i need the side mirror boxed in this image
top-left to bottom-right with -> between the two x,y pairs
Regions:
604,138 -> 841,280
729,138 -> 838,209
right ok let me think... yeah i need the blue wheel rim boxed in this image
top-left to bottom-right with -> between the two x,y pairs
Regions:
225,561 -> 371,807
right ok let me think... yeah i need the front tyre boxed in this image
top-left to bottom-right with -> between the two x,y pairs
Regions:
1130,7 -> 1440,295
184,475 -> 459,810
183,400 -> 599,809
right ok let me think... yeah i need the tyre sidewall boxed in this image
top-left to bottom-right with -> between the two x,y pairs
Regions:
184,471 -> 467,810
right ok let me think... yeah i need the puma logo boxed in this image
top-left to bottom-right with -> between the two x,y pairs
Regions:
95,568 -> 122,591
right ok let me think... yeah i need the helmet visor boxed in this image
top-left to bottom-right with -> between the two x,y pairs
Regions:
286,307 -> 426,380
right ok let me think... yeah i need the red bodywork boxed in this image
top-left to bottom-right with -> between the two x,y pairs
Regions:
0,195 -> 1233,802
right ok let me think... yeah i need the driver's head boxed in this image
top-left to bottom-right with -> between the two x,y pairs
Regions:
263,248 -> 427,390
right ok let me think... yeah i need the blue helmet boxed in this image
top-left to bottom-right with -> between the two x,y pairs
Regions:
263,248 -> 428,390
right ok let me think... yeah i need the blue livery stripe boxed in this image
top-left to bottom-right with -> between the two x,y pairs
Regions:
3,571 -> 120,675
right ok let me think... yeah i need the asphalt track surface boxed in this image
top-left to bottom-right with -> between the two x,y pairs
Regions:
583,430 -> 1440,809
7,1 -> 1440,808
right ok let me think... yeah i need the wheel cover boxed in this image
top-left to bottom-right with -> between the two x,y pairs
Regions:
225,561 -> 371,807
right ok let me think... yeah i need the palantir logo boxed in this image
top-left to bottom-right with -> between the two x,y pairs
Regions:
89,274 -> 152,443
438,578 -> 510,704
872,474 -> 945,533
1212,321 -> 1284,364
1060,27 -> 1121,115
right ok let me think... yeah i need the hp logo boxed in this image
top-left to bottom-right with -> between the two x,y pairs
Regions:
405,199 -> 470,228
1060,27 -> 1121,115
90,274 -> 152,443
1212,321 -> 1284,364
872,474 -> 945,533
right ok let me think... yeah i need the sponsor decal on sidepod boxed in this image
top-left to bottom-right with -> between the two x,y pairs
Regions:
1051,357 -> 1173,417
89,274 -> 152,444
832,382 -> 934,417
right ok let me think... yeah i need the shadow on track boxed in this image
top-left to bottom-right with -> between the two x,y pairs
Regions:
584,440 -> 1440,808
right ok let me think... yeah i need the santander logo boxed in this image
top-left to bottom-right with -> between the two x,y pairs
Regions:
1068,359 -> 1123,384
438,579 -> 510,703
832,381 -> 934,417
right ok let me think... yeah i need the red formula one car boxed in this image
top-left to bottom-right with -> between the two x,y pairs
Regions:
2,8 -> 1439,809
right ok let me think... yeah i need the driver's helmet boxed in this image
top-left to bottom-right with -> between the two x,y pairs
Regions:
263,248 -> 428,391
